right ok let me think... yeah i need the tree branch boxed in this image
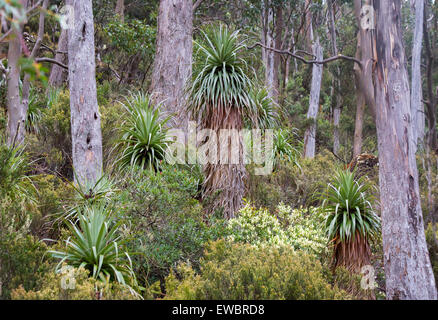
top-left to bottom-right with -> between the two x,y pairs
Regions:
35,57 -> 68,70
193,0 -> 205,12
248,42 -> 362,68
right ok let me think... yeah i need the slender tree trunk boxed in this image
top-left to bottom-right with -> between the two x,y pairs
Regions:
68,0 -> 103,184
150,0 -> 193,132
115,0 -> 125,22
303,36 -> 323,159
373,0 -> 437,299
424,2 -> 437,152
353,85 -> 365,158
411,0 -> 425,148
303,2 -> 323,159
264,2 -> 277,101
328,0 -> 342,156
6,0 -> 26,146
49,28 -> 68,87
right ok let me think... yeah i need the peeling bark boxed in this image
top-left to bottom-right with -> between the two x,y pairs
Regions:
373,0 -> 437,299
67,0 -> 103,184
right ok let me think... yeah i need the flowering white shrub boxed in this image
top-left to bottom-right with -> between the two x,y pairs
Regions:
226,203 -> 328,256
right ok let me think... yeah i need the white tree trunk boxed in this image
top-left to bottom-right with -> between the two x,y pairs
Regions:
6,25 -> 23,146
410,0 -> 425,148
67,0 -> 103,184
373,0 -> 437,299
49,27 -> 68,87
264,3 -> 276,100
6,0 -> 26,146
303,36 -> 323,159
150,0 -> 193,132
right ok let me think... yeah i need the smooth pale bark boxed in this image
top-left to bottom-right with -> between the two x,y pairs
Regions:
303,36 -> 323,159
6,0 -> 26,146
373,0 -> 437,299
411,0 -> 425,148
328,0 -> 342,155
353,85 -> 365,158
263,2 -> 277,100
49,28 -> 68,87
150,0 -> 193,131
353,0 -> 376,119
68,0 -> 103,184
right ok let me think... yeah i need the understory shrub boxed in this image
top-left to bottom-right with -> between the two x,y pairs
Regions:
0,234 -> 50,299
226,203 -> 327,256
11,267 -> 142,300
118,165 -> 227,286
164,240 -> 350,300
26,89 -> 72,177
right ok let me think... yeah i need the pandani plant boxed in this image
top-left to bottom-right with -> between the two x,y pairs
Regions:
187,25 -> 257,219
322,169 -> 380,273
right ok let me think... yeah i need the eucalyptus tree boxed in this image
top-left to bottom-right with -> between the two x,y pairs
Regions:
67,0 -> 103,184
372,0 -> 437,299
150,0 -> 193,131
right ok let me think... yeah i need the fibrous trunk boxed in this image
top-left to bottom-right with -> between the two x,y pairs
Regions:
202,106 -> 246,220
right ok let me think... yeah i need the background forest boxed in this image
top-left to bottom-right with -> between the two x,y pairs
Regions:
0,0 -> 438,300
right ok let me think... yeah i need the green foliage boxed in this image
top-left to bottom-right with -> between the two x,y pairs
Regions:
188,25 -> 255,121
104,18 -> 156,57
247,149 -> 339,211
248,86 -> 279,129
425,223 -> 438,288
0,142 -> 34,202
11,266 -> 141,300
272,128 -> 302,168
29,88 -> 72,177
49,205 -> 138,290
29,174 -> 73,238
164,240 -> 350,300
0,234 -> 51,299
118,165 -> 227,285
116,92 -> 171,171
62,174 -> 118,222
322,169 -> 380,242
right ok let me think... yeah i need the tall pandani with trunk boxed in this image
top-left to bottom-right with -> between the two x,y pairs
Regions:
322,169 -> 381,273
187,26 -> 257,219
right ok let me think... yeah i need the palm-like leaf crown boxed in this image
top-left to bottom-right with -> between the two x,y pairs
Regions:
116,92 -> 171,171
49,205 -> 138,289
322,169 -> 380,243
188,25 -> 255,126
